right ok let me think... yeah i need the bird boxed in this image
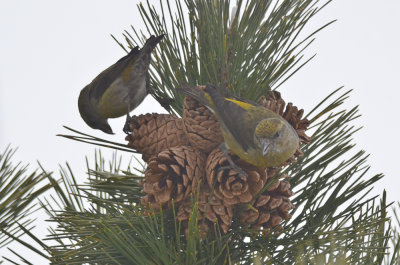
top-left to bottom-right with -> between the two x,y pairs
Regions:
78,34 -> 167,134
177,84 -> 299,168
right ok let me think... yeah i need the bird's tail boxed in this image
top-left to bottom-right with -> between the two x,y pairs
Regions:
176,85 -> 210,107
142,34 -> 165,53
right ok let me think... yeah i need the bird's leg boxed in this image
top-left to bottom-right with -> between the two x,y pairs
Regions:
123,99 -> 132,134
218,143 -> 248,178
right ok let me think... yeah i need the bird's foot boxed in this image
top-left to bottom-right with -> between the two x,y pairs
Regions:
123,114 -> 133,134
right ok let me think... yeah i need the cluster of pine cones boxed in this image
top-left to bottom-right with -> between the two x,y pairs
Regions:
126,89 -> 311,236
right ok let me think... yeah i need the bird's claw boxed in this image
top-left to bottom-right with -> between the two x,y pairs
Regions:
123,114 -> 132,134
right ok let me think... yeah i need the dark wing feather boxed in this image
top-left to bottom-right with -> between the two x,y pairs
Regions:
88,46 -> 140,101
205,85 -> 256,152
176,85 -> 209,106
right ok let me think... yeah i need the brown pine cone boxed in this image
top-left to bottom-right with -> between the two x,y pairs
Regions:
182,90 -> 224,153
205,148 -> 268,206
125,113 -> 189,162
177,184 -> 234,234
239,173 -> 295,234
282,102 -> 311,145
141,146 -> 206,210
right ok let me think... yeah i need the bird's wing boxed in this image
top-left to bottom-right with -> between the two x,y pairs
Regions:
176,85 -> 209,106
205,85 -> 256,152
145,73 -> 151,93
88,47 -> 140,101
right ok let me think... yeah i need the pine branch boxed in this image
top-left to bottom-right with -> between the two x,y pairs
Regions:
57,126 -> 138,154
4,89 -> 394,264
112,0 -> 334,114
2,1 -> 397,264
385,202 -> 400,265
0,145 -> 51,248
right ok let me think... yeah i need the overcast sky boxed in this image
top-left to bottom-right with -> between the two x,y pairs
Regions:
1,0 -> 399,263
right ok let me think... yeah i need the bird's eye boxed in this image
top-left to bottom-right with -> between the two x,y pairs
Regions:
274,132 -> 280,138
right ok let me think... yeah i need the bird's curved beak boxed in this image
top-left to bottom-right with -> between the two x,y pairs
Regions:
102,123 -> 114,135
261,140 -> 271,156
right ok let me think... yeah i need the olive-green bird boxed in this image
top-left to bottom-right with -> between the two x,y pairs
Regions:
178,84 -> 299,167
78,34 -> 166,134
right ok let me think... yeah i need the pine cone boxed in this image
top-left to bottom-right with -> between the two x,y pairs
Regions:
177,184 -> 234,234
141,146 -> 206,210
205,148 -> 268,206
239,172 -> 295,234
182,91 -> 224,153
125,113 -> 189,162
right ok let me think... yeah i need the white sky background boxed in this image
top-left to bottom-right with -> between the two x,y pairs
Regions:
1,0 -> 400,263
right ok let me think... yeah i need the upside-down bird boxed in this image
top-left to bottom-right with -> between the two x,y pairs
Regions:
78,34 -> 168,134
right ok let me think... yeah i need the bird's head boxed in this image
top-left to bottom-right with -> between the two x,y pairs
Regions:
88,118 -> 114,134
79,109 -> 114,134
254,118 -> 284,156
78,87 -> 114,134
254,117 -> 299,166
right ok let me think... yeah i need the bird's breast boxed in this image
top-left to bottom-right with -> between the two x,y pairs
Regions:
128,78 -> 147,109
97,77 -> 147,118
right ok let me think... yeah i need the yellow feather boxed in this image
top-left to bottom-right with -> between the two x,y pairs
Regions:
121,64 -> 134,83
224,98 -> 253,110
204,93 -> 216,109
97,84 -> 128,118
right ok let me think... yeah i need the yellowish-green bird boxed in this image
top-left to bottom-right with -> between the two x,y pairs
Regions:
78,34 -> 166,134
178,84 -> 299,167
